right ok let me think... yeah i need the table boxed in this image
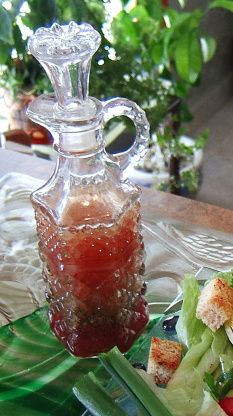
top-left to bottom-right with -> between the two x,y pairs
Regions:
1,148 -> 233,234
0,147 -> 233,415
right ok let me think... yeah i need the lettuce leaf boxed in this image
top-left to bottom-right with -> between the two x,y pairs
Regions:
197,327 -> 228,376
195,391 -> 227,416
216,270 -> 233,287
157,327 -> 229,416
176,274 -> 206,348
159,274 -> 230,416
219,345 -> 233,373
163,369 -> 205,416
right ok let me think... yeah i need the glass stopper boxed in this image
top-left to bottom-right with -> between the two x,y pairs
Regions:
28,22 -> 101,115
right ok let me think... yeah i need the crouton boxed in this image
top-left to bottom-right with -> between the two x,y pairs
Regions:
147,337 -> 182,384
196,277 -> 233,332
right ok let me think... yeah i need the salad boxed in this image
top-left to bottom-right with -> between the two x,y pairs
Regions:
73,270 -> 233,416
142,271 -> 233,416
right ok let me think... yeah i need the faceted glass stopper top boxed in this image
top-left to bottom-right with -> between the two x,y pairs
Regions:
27,21 -> 102,115
28,21 -> 101,64
26,21 -> 150,156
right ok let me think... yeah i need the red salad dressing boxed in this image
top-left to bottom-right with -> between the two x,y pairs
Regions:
35,200 -> 148,357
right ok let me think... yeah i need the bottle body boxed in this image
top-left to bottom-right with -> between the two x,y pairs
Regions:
32,154 -> 148,357
27,21 -> 150,358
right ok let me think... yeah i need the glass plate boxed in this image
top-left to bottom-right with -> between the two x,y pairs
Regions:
0,172 -> 229,415
0,172 -> 204,327
0,306 -> 99,415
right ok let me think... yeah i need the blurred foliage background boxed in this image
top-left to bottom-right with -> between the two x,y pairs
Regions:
0,0 -> 232,193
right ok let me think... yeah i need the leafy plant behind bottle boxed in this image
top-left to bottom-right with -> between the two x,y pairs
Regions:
0,0 -> 232,193
104,0 -> 232,194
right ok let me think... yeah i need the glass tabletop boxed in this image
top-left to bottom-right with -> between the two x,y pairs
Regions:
0,172 -> 232,414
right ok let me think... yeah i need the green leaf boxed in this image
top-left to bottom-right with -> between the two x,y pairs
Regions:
209,0 -> 233,12
220,349 -> 233,373
179,100 -> 193,122
196,327 -> 228,376
200,36 -> 216,63
151,42 -> 164,64
0,5 -> 13,45
144,0 -> 162,21
163,12 -> 190,61
204,372 -> 219,400
13,24 -> 25,55
0,41 -> 9,64
181,169 -> 199,193
174,80 -> 190,99
162,11 -> 202,63
216,270 -> 233,287
161,330 -> 214,415
27,0 -> 57,27
111,11 -> 139,48
129,5 -> 152,36
129,5 -> 149,21
216,368 -> 233,399
173,29 -> 203,83
194,129 -> 209,149
176,274 -> 206,348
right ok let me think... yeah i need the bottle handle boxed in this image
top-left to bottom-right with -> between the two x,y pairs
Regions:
103,97 -> 150,170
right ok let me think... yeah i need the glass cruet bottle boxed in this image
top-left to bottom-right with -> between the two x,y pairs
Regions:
27,22 -> 150,358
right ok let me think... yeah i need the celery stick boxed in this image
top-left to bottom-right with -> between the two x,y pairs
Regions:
100,347 -> 174,416
73,371 -> 127,416
100,353 -> 150,416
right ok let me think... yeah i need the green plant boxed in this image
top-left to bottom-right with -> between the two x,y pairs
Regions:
0,0 -> 55,96
0,0 -> 232,193
103,0 -> 233,194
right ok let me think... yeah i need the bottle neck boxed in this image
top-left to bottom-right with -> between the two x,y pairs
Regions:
59,150 -> 106,177
53,123 -> 104,156
53,148 -> 120,186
